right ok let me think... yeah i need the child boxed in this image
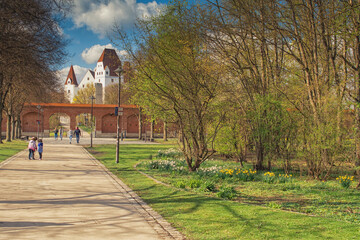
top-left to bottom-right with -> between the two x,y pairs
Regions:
28,137 -> 37,160
38,139 -> 43,160
68,129 -> 73,144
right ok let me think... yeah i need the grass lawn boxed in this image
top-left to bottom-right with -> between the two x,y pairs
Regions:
87,144 -> 360,240
0,140 -> 27,163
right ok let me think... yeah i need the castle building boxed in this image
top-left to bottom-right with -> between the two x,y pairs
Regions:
64,48 -> 124,103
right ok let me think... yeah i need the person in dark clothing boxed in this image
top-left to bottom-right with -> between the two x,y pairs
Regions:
74,127 -> 81,143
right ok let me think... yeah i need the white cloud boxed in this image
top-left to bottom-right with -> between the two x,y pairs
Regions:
71,0 -> 164,37
57,65 -> 89,84
81,43 -> 129,64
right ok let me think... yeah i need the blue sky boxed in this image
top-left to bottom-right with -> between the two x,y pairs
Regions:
58,0 -> 170,82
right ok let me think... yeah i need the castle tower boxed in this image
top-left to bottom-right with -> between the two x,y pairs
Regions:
95,48 -> 122,103
64,65 -> 78,102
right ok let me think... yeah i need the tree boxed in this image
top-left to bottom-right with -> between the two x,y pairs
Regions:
73,84 -> 95,104
0,0 -> 69,143
113,1 -> 227,171
104,83 -> 131,105
204,0 -> 287,170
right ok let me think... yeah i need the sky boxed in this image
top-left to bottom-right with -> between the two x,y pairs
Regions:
57,0 -> 169,83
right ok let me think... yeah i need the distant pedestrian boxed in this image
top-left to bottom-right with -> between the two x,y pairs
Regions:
74,127 -> 81,144
28,137 -> 37,160
60,127 -> 63,140
38,139 -> 43,160
68,129 -> 73,144
54,128 -> 59,140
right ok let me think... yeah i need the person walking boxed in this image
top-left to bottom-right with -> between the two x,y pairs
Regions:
74,127 -> 81,144
54,128 -> 59,140
28,137 -> 37,160
68,129 -> 73,144
38,139 -> 43,160
60,127 -> 63,140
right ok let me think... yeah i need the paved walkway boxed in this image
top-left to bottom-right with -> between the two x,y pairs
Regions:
0,143 -> 183,239
46,136 -> 157,145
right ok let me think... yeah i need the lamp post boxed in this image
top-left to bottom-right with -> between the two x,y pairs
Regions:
36,105 -> 41,139
114,66 -> 123,164
90,95 -> 96,148
40,109 -> 44,139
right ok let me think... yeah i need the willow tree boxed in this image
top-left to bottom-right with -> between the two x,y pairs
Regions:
113,1 -> 226,171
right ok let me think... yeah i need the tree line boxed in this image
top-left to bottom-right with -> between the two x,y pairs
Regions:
0,0 -> 70,143
112,0 -> 360,186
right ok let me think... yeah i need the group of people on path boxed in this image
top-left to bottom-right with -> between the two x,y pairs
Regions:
28,137 -> 43,160
28,127 -> 82,160
53,127 -> 81,144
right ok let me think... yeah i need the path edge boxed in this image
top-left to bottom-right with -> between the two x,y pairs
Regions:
0,149 -> 26,168
81,147 -> 186,240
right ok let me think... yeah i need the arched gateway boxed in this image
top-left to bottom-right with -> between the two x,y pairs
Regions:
19,103 -> 147,138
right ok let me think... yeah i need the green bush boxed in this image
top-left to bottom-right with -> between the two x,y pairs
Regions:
175,180 -> 186,188
201,181 -> 216,192
188,179 -> 202,189
267,202 -> 282,209
217,186 -> 237,200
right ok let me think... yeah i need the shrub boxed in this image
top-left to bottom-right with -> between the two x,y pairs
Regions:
217,186 -> 237,200
267,202 -> 282,209
188,179 -> 202,189
201,181 -> 216,192
175,180 -> 186,188
336,175 -> 354,189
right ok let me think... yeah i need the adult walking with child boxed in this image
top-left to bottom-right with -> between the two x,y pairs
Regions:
28,137 -> 37,160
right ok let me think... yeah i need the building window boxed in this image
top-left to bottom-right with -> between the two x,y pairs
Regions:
68,90 -> 70,93
99,79 -> 100,82
111,79 -> 114,83
106,71 -> 108,75
82,84 -> 84,88
87,77 -> 89,80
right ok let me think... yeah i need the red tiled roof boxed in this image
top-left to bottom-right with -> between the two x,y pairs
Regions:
65,65 -> 78,86
97,48 -> 122,76
26,102 -> 138,109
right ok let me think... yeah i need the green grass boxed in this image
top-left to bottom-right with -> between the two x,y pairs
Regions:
79,126 -> 92,134
87,144 -> 360,240
0,140 -> 27,162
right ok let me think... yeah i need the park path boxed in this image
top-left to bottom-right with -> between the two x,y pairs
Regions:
0,143 -> 183,240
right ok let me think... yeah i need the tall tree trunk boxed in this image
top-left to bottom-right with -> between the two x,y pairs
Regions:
11,115 -> 15,140
17,116 -> 21,139
138,108 -> 142,140
150,120 -> 154,141
355,36 -> 360,167
163,121 -> 167,141
0,113 -> 3,144
255,141 -> 264,170
6,113 -> 11,142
